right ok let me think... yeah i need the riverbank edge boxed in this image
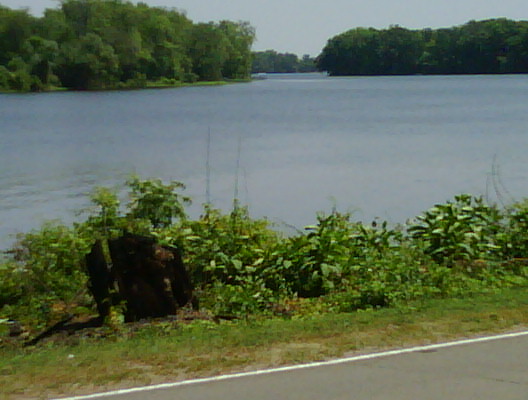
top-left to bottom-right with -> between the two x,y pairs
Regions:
0,78 -> 252,94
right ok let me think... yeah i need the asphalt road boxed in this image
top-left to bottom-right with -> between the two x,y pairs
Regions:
63,332 -> 528,400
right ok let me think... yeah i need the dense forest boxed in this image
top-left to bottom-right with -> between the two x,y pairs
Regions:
251,50 -> 317,73
317,18 -> 528,75
0,0 -> 255,91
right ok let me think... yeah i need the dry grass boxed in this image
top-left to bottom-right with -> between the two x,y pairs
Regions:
1,288 -> 527,399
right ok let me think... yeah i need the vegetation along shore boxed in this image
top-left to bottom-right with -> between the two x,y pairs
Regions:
2,0 -> 528,92
0,176 -> 527,335
2,1 -> 528,396
1,176 -> 527,397
0,0 -> 255,92
316,18 -> 528,75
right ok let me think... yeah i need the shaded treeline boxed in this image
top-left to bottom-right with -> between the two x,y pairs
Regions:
251,50 -> 317,73
317,18 -> 528,75
0,0 -> 255,91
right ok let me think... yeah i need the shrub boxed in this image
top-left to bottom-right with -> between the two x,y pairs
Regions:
158,206 -> 280,288
407,194 -> 503,265
182,72 -> 198,83
0,223 -> 92,330
3,180 -> 528,329
265,211 -> 403,298
0,66 -> 11,90
7,69 -> 33,91
124,73 -> 147,88
501,199 -> 528,259
126,176 -> 191,228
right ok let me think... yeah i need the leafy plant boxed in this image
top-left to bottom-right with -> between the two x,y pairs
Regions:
3,179 -> 528,331
408,194 -> 502,266
0,223 -> 92,330
500,199 -> 528,259
126,176 -> 191,228
81,186 -> 122,239
277,211 -> 356,297
159,205 -> 280,286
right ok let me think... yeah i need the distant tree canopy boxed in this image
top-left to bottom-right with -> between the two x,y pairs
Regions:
316,19 -> 528,76
252,50 -> 317,73
0,0 -> 255,91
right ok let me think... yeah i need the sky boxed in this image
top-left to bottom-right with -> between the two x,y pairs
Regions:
3,0 -> 528,56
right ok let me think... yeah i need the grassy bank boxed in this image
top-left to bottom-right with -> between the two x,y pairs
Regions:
0,79 -> 239,94
1,287 -> 527,399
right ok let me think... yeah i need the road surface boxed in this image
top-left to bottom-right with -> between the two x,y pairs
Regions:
61,331 -> 528,400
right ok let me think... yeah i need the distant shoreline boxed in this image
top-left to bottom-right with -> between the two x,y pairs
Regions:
0,79 -> 254,94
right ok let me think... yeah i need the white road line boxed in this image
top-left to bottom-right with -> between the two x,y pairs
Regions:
55,330 -> 528,400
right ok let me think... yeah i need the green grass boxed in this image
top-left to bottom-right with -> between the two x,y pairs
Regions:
0,79 -> 240,94
144,80 -> 231,89
1,287 -> 527,399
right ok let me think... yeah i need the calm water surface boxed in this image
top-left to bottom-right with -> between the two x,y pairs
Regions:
1,74 -> 528,248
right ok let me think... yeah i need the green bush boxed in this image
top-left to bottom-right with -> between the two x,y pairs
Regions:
501,199 -> 528,259
124,73 -> 147,88
407,194 -> 502,265
2,181 -> 528,330
0,223 -> 92,329
182,72 -> 198,83
200,277 -> 276,317
7,69 -> 33,91
269,211 -> 356,297
0,66 -> 11,90
264,211 -> 403,298
158,206 -> 280,286
126,176 -> 191,228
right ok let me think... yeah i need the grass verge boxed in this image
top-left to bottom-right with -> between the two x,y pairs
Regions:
1,287 -> 527,399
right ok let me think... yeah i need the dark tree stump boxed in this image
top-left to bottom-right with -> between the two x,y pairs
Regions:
85,240 -> 111,319
85,233 -> 193,322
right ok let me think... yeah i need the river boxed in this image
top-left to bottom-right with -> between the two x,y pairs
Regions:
1,73 -> 528,249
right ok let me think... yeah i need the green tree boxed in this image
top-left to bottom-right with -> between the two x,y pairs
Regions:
504,21 -> 528,73
57,32 -> 119,89
316,28 -> 383,75
378,26 -> 423,74
218,20 -> 255,79
251,50 -> 302,73
316,18 -> 528,76
126,176 -> 191,228
0,0 -> 258,90
419,28 -> 461,74
251,50 -> 276,72
0,65 -> 10,89
60,0 -> 92,36
298,54 -> 317,72
135,4 -> 192,80
188,23 -> 229,81
37,8 -> 75,44
0,6 -> 36,65
21,35 -> 60,85
5,56 -> 35,91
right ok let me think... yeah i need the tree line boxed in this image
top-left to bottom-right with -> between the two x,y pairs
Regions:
0,0 -> 255,91
251,50 -> 317,73
316,18 -> 528,75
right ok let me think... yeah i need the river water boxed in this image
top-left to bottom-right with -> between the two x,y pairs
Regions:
1,73 -> 528,249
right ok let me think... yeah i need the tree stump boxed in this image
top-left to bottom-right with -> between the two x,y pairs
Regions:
86,233 -> 194,322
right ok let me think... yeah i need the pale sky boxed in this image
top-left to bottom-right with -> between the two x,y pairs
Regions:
3,0 -> 528,56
